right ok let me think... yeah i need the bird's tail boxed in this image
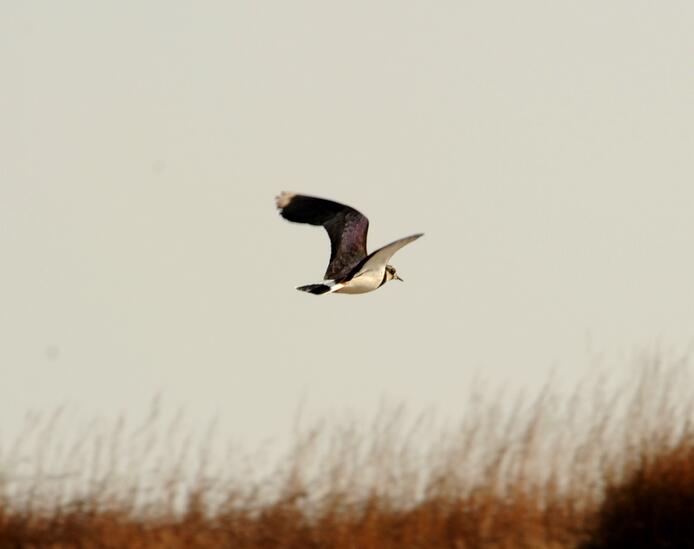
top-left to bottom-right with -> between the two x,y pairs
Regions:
296,283 -> 334,295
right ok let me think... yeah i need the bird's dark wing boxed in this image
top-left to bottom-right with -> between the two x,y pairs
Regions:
276,192 -> 369,280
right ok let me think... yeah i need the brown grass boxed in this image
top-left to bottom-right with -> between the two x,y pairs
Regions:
2,357 -> 694,548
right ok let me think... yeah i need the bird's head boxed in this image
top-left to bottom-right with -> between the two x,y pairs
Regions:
385,264 -> 403,282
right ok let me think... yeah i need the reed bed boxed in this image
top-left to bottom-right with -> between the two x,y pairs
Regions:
2,357 -> 694,548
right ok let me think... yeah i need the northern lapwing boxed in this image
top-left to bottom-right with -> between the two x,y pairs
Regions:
276,192 -> 423,294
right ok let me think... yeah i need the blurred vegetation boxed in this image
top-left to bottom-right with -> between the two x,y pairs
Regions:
2,358 -> 694,548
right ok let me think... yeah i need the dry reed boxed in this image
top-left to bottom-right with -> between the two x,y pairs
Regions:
2,356 -> 694,548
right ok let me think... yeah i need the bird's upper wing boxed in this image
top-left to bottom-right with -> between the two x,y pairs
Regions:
276,192 -> 369,279
350,233 -> 423,276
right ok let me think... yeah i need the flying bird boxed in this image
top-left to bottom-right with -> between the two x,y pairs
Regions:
276,192 -> 423,294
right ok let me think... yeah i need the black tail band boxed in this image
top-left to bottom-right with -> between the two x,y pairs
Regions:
296,284 -> 332,295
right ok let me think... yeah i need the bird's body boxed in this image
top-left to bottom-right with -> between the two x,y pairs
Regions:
276,192 -> 422,295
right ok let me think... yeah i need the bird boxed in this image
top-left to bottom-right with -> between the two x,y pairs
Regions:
276,192 -> 423,295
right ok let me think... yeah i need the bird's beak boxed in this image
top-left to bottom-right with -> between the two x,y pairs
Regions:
395,274 -> 404,282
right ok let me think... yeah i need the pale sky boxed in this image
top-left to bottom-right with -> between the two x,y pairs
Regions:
2,2 -> 693,449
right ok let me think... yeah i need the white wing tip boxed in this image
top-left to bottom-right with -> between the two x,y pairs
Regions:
276,191 -> 296,209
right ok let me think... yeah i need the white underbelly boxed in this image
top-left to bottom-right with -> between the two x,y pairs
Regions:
334,270 -> 384,294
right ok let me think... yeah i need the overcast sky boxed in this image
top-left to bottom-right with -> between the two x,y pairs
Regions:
2,2 -> 693,449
